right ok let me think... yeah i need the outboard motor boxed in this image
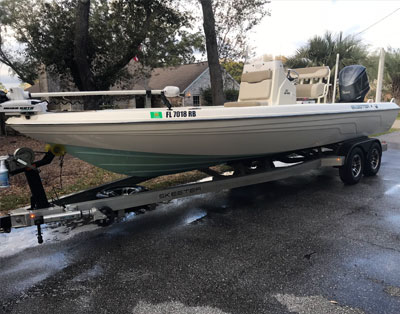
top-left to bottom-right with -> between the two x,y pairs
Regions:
339,65 -> 370,102
0,90 -> 7,104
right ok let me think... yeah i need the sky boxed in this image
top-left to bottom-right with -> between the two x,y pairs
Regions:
250,0 -> 400,57
1,0 -> 399,89
0,66 -> 20,89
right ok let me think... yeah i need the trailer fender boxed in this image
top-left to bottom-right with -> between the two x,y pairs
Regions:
336,137 -> 381,159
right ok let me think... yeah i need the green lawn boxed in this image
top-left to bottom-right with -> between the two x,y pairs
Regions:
372,128 -> 400,137
0,168 -> 123,213
0,165 -> 229,214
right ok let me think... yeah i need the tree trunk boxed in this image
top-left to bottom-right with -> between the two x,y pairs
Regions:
73,0 -> 98,110
200,0 -> 225,106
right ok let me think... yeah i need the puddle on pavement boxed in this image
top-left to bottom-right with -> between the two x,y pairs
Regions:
0,252 -> 69,295
0,191 -> 229,257
384,214 -> 400,227
72,263 -> 104,282
384,184 -> 400,196
351,250 -> 400,284
185,210 -> 208,224
0,223 -> 99,258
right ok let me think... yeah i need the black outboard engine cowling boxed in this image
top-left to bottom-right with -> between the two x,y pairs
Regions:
0,91 -> 7,104
339,65 -> 370,102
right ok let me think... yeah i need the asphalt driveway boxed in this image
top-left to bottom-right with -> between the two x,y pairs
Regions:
1,134 -> 400,314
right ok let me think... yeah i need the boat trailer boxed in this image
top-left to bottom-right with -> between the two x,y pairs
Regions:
0,137 -> 386,243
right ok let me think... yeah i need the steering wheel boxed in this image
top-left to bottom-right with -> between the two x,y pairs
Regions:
287,69 -> 299,83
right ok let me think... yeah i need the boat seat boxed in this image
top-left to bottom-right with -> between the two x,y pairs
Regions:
292,66 -> 330,103
295,66 -> 330,80
224,69 -> 272,107
296,83 -> 325,99
224,101 -> 266,107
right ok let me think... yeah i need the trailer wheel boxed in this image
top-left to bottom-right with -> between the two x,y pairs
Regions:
339,147 -> 364,185
97,206 -> 116,227
363,142 -> 382,176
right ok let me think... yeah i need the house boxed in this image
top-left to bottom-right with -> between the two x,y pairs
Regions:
128,62 -> 239,108
27,62 -> 240,110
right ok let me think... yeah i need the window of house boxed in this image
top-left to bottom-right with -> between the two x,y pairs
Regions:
193,95 -> 200,106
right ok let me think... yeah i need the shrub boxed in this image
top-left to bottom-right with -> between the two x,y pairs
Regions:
201,88 -> 239,105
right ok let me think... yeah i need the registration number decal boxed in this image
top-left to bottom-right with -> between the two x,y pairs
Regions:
166,110 -> 197,118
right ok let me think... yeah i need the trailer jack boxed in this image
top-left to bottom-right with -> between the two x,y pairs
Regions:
35,217 -> 44,244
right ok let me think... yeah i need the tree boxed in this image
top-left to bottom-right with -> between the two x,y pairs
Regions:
200,0 -> 224,106
384,48 -> 400,103
0,0 -> 204,107
201,87 -> 239,105
74,0 -> 96,92
222,60 -> 244,83
212,0 -> 270,62
190,0 -> 270,62
286,32 -> 368,70
286,31 -> 369,100
0,82 -> 5,91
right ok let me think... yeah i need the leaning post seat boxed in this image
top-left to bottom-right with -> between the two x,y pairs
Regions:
293,66 -> 331,103
224,69 -> 273,107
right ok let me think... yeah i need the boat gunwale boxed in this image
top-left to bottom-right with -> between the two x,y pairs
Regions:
7,107 -> 400,126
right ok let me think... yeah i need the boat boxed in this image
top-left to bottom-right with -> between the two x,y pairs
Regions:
2,55 -> 399,177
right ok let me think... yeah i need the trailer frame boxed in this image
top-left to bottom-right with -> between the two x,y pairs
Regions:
0,136 -> 387,243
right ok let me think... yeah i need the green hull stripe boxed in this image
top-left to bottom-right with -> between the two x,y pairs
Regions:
64,145 -> 251,177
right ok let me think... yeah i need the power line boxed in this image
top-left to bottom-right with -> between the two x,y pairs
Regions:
356,7 -> 400,36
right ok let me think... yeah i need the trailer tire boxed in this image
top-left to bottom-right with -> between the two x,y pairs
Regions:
363,142 -> 382,176
97,206 -> 115,227
339,147 -> 364,185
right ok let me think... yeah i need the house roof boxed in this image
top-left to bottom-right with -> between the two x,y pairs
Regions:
131,62 -> 209,91
25,61 -> 236,95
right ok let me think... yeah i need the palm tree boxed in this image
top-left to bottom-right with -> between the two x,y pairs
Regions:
286,32 -> 369,100
286,31 -> 368,69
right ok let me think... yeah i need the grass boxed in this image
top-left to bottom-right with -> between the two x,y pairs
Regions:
141,171 -> 208,191
140,165 -> 232,191
371,128 -> 400,137
0,194 -> 31,214
0,167 -> 124,214
397,113 -> 400,120
0,164 -> 229,214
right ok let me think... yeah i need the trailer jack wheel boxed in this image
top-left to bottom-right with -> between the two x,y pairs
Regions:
34,218 -> 45,244
97,206 -> 116,227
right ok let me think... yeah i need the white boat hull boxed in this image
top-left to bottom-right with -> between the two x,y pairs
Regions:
7,102 -> 399,176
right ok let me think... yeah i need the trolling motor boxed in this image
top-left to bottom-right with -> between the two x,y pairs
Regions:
0,87 -> 48,115
160,86 -> 180,110
0,90 -> 8,103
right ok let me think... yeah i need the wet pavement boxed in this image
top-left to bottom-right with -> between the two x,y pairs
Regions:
1,134 -> 400,313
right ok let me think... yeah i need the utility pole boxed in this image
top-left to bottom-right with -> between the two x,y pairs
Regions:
376,48 -> 385,102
